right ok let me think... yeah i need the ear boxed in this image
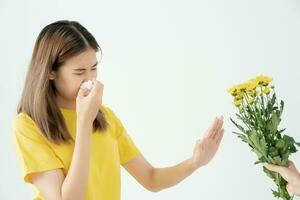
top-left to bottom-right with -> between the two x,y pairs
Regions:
48,71 -> 56,80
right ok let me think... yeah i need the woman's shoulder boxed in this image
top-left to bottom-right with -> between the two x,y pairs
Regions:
13,112 -> 35,127
12,112 -> 42,139
100,104 -> 123,126
100,104 -> 116,118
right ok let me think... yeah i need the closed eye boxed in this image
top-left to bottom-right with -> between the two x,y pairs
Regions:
74,73 -> 84,75
73,63 -> 98,75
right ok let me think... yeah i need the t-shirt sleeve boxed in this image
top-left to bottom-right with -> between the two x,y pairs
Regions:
12,113 -> 64,183
102,106 -> 141,165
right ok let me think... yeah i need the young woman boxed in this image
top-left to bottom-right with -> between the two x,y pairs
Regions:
265,161 -> 300,196
12,20 -> 225,200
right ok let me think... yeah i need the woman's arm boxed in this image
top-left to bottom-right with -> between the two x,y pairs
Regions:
265,161 -> 300,196
123,155 -> 196,192
31,122 -> 93,200
31,80 -> 104,200
123,116 -> 224,192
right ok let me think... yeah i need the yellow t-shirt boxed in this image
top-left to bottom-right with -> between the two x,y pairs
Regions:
12,105 -> 141,200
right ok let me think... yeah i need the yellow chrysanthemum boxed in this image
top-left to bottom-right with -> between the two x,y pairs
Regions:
262,87 -> 271,94
235,93 -> 244,100
255,75 -> 273,87
236,82 -> 248,91
228,75 -> 273,100
246,90 -> 255,97
246,81 -> 257,91
234,99 -> 243,107
227,87 -> 237,96
247,98 -> 255,104
228,83 -> 247,96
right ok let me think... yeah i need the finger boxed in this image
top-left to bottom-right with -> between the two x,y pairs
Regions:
90,80 -> 103,95
205,117 -> 219,138
91,80 -> 99,91
197,138 -> 205,151
83,88 -> 90,97
264,163 -> 284,173
216,128 -> 224,145
218,115 -> 224,130
77,88 -> 88,99
213,116 -> 224,139
210,117 -> 221,138
288,161 -> 295,169
84,88 -> 91,96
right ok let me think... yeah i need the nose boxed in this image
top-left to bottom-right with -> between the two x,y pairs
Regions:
83,72 -> 96,82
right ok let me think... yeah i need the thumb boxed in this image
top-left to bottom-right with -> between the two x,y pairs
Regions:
77,88 -> 89,99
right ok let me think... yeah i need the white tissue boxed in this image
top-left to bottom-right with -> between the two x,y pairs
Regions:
80,80 -> 94,90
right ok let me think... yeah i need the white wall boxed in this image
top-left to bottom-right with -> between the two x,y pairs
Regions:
1,0 -> 300,199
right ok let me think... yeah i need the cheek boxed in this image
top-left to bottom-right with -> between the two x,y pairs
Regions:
69,77 -> 84,97
92,70 -> 98,78
55,76 -> 83,99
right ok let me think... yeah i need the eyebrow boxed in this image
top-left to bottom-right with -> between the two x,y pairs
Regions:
73,62 -> 98,71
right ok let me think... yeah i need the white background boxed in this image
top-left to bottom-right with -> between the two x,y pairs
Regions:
1,0 -> 300,199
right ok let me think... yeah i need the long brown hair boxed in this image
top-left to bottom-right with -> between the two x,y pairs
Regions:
17,20 -> 108,144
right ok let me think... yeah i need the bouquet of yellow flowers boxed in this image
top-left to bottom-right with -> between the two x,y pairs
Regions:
228,75 -> 300,200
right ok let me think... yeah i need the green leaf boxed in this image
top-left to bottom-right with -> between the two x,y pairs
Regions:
278,128 -> 286,135
270,93 -> 276,107
267,112 -> 281,135
283,135 -> 295,146
272,190 -> 280,198
252,148 -> 263,159
230,118 -> 246,134
273,156 -> 283,165
249,131 -> 268,158
260,137 -> 268,156
280,100 -> 284,116
264,166 -> 277,180
269,146 -> 279,157
233,131 -> 249,143
254,160 -> 265,165
276,139 -> 285,149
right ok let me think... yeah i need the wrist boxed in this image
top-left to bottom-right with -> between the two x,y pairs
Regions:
77,118 -> 93,131
187,157 -> 199,172
77,114 -> 93,125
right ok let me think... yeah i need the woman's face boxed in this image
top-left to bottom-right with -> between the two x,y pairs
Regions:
50,48 -> 98,107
